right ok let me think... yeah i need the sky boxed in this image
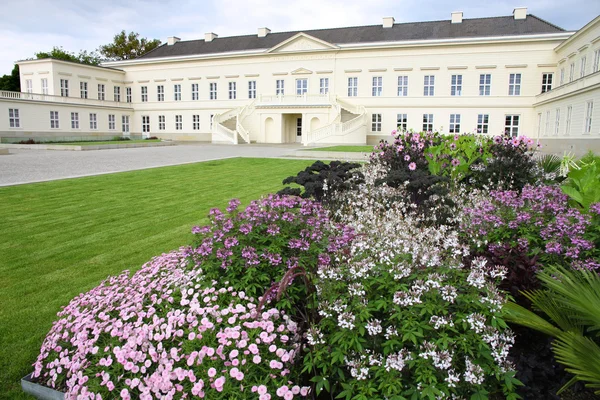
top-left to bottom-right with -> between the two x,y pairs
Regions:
2,0 -> 599,74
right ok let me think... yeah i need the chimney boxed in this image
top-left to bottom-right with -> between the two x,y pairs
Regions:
382,17 -> 395,28
451,11 -> 463,24
205,32 -> 218,42
167,36 -> 181,46
258,27 -> 271,37
513,7 -> 527,20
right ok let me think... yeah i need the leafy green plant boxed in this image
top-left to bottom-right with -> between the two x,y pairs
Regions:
503,265 -> 600,394
425,134 -> 491,180
561,162 -> 600,211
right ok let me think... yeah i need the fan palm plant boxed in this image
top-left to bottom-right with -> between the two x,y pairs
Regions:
503,265 -> 600,394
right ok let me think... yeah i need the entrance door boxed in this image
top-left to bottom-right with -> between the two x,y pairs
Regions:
296,117 -> 302,142
296,79 -> 308,96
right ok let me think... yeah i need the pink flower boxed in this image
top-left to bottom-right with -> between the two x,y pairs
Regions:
208,367 -> 217,377
408,162 -> 416,171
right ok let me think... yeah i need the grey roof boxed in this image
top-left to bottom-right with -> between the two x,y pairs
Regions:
138,15 -> 566,60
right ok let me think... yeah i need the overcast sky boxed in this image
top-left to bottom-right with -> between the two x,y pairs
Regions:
2,0 -> 599,74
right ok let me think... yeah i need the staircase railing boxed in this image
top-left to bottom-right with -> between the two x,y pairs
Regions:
304,99 -> 366,145
236,99 -> 256,144
214,122 -> 238,144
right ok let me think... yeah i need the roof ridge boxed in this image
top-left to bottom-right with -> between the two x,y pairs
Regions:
526,14 -> 566,32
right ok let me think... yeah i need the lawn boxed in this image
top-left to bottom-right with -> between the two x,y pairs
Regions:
0,157 -> 314,399
53,139 -> 161,145
307,145 -> 374,152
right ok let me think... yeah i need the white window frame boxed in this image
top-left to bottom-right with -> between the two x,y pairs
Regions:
509,73 -> 521,96
584,101 -> 594,134
126,87 -> 132,103
450,75 -> 462,96
477,114 -> 489,134
296,79 -> 308,96
371,113 -> 382,132
25,79 -> 33,94
566,105 -> 572,135
423,75 -> 435,96
114,86 -> 121,102
541,73 -> 553,93
210,114 -> 214,129
347,77 -> 358,97
98,84 -> 105,100
372,76 -> 383,97
560,68 -> 565,85
108,114 -> 116,130
80,82 -> 88,99
174,84 -> 181,101
228,82 -> 237,99
60,79 -> 69,97
319,78 -> 329,95
545,111 -> 550,136
554,108 -> 561,136
593,49 -> 600,73
41,78 -> 48,95
569,62 -> 575,82
479,74 -> 491,96
580,56 -> 587,78
142,115 -> 150,133
71,112 -> 79,129
397,113 -> 407,131
192,83 -> 199,100
141,86 -> 148,102
122,115 -> 130,133
158,115 -> 165,130
276,79 -> 285,96
449,114 -> 461,133
397,76 -> 408,97
50,111 -> 59,129
9,108 -> 20,128
210,82 -> 217,100
89,113 -> 97,130
505,115 -> 520,137
175,115 -> 182,130
423,114 -> 434,132
193,114 -> 200,130
248,81 -> 256,99
157,85 -> 164,102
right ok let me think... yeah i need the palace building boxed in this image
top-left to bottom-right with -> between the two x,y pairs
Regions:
1,8 -> 599,153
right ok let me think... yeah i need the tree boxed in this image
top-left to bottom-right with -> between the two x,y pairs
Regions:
0,64 -> 20,91
34,47 -> 101,66
99,31 -> 161,60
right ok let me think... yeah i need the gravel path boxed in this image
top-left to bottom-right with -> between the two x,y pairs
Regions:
0,143 -> 304,186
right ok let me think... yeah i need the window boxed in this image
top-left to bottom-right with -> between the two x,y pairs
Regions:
347,77 -> 358,97
122,115 -> 130,133
477,114 -> 489,134
580,56 -> 587,78
193,115 -> 200,130
423,75 -> 435,96
296,79 -> 307,96
210,114 -> 214,129
175,115 -> 182,130
372,76 -> 383,96
114,86 -> 121,102
228,82 -> 237,99
371,114 -> 382,132
141,86 -> 148,102
397,113 -> 407,131
451,75 -> 462,96
41,79 -> 48,95
449,114 -> 461,133
174,84 -> 181,101
276,80 -> 285,95
505,115 -> 519,137
108,114 -> 116,130
80,82 -> 88,99
89,113 -> 97,130
397,76 -> 408,96
50,111 -> 59,128
158,115 -> 165,130
210,82 -> 217,100
192,83 -> 199,100
25,79 -> 32,93
585,101 -> 594,134
71,112 -> 79,129
98,84 -> 105,100
566,106 -> 572,135
569,62 -> 575,82
157,85 -> 164,102
538,113 -> 543,137
423,114 -> 434,132
126,87 -> 132,103
509,73 -> 521,96
479,74 -> 491,96
319,78 -> 329,94
559,68 -> 565,85
554,108 -> 561,136
60,79 -> 69,97
541,73 -> 553,93
142,116 -> 150,133
594,49 -> 600,73
248,81 -> 256,99
9,108 -> 20,128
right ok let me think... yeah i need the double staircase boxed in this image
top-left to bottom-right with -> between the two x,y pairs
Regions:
211,95 -> 367,146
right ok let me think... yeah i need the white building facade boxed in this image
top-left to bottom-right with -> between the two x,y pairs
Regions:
1,8 -> 599,152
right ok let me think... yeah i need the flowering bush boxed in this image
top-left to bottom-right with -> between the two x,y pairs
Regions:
425,133 -> 491,180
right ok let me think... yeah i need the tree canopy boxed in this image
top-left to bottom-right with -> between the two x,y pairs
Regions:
0,64 -> 20,91
98,30 -> 161,60
34,47 -> 101,66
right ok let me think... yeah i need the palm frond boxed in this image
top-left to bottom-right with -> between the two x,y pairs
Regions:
553,331 -> 600,394
502,301 -> 563,338
536,153 -> 562,174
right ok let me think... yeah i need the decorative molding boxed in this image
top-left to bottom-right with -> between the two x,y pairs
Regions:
537,63 -> 557,68
153,79 -> 166,82
558,58 -> 567,64
77,75 -> 91,79
578,44 -> 590,52
272,72 -> 288,76
393,67 -> 413,71
170,77 -> 184,81
567,51 -> 577,58
95,77 -> 108,81
447,66 -> 468,70
291,68 -> 312,75
123,80 -> 133,84
316,70 -> 333,74
591,36 -> 600,44
368,68 -> 387,72
187,77 -> 202,80
344,69 -> 362,73
58,72 -> 73,76
224,75 -> 239,78
420,66 -> 440,70
22,72 -> 34,76
505,64 -> 527,68
206,76 -> 220,79
244,74 -> 259,77
475,65 -> 497,69
137,80 -> 150,83
37,71 -> 49,75
111,79 -> 124,84
267,32 -> 339,53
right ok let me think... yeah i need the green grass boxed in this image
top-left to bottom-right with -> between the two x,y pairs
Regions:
53,139 -> 161,146
0,157 -> 313,399
306,145 -> 374,152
